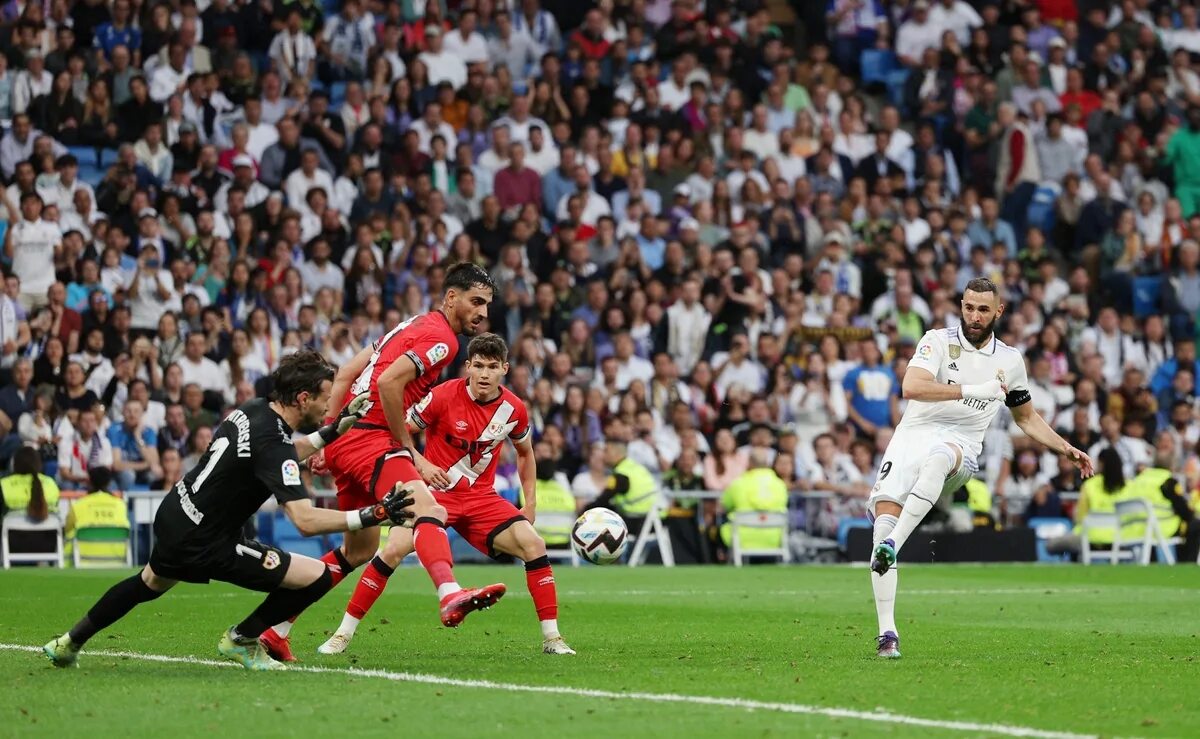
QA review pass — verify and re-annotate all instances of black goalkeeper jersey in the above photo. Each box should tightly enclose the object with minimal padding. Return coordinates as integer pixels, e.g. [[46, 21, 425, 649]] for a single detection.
[[153, 398, 308, 555]]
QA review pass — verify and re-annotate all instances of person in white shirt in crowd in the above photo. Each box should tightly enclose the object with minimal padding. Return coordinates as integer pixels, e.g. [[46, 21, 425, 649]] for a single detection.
[[13, 49, 52, 115], [134, 122, 174, 183], [610, 332, 653, 392], [894, 0, 942, 68], [493, 95, 549, 146], [71, 326, 115, 398], [1, 115, 40, 180], [269, 8, 318, 84], [38, 155, 94, 217], [409, 100, 457, 156], [524, 124, 558, 176], [928, 0, 982, 46], [666, 277, 710, 376], [58, 409, 113, 488], [175, 331, 224, 395], [511, 0, 562, 58], [320, 0, 375, 82], [713, 333, 767, 401], [442, 8, 489, 65], [488, 9, 539, 81], [418, 25, 467, 90], [297, 236, 343, 298], [285, 148, 335, 217], [214, 155, 271, 212], [742, 105, 781, 162], [556, 164, 611, 226], [242, 98, 279, 161], [127, 243, 177, 334], [6, 191, 62, 311], [150, 41, 190, 104]]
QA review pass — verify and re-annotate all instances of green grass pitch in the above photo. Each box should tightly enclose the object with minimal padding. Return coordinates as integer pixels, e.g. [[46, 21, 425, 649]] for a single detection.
[[1, 564, 1196, 738]]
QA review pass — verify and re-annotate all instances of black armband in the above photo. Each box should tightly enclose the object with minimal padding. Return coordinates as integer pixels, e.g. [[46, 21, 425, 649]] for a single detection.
[[1005, 389, 1032, 408]]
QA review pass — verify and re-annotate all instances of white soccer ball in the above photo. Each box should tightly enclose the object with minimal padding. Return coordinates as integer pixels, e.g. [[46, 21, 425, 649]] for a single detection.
[[571, 508, 629, 565]]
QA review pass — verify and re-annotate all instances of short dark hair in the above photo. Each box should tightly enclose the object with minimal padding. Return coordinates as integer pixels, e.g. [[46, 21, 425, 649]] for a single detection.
[[964, 277, 998, 296], [467, 333, 508, 363], [443, 262, 495, 295], [269, 349, 334, 405], [88, 465, 112, 493]]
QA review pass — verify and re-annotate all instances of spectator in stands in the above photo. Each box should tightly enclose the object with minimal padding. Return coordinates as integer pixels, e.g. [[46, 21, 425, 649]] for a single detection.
[[107, 398, 160, 490], [57, 408, 111, 488]]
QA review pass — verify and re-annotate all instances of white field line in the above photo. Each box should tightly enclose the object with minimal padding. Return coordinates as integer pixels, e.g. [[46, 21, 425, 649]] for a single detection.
[[0, 643, 1096, 739]]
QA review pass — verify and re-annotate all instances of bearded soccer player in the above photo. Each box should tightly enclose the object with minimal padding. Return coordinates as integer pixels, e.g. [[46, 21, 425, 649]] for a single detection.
[[867, 278, 1094, 658], [260, 263, 505, 662], [42, 351, 414, 671], [317, 333, 574, 656]]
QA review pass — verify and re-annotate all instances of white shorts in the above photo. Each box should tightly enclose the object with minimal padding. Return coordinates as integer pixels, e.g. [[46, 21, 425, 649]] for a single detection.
[[867, 429, 978, 514]]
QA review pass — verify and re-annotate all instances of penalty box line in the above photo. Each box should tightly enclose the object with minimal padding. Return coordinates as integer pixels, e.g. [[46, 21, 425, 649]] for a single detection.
[[0, 643, 1095, 738]]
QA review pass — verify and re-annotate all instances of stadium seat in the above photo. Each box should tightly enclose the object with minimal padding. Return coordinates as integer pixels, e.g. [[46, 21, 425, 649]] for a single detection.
[[1132, 276, 1163, 318], [271, 515, 325, 558], [836, 517, 872, 552], [1, 511, 64, 569], [627, 493, 676, 567], [532, 510, 580, 567], [99, 148, 119, 167], [728, 511, 790, 566], [884, 69, 910, 113], [67, 145, 99, 167], [330, 82, 348, 109], [71, 525, 132, 568], [1025, 186, 1058, 234], [1027, 517, 1073, 563], [860, 49, 897, 86], [1080, 498, 1174, 565]]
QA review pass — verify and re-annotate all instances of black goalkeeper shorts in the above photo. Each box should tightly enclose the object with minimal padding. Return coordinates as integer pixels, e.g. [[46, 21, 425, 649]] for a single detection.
[[149, 537, 292, 592]]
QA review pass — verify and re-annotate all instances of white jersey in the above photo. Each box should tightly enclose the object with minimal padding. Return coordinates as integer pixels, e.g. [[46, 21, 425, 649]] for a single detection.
[[897, 328, 1030, 459]]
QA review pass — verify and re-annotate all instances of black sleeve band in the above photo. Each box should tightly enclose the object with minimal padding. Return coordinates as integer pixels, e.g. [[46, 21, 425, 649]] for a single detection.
[[1005, 389, 1032, 408]]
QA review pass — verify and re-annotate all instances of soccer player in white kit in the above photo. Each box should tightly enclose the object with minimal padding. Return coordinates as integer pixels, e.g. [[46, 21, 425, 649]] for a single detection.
[[867, 279, 1094, 658]]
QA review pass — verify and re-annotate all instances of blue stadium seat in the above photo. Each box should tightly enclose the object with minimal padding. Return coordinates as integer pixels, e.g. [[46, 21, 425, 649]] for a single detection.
[[67, 145, 98, 167], [77, 164, 105, 187], [837, 517, 872, 551], [1026, 186, 1058, 234], [885, 69, 910, 112], [99, 148, 119, 167], [1028, 517, 1073, 563], [860, 49, 897, 86], [1133, 276, 1163, 318], [329, 81, 348, 109], [270, 515, 325, 558]]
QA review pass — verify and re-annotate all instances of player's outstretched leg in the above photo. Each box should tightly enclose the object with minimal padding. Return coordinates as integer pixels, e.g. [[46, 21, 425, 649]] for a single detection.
[[875, 443, 961, 568], [221, 555, 335, 670], [869, 505, 902, 659], [493, 521, 574, 654], [320, 528, 415, 654], [44, 567, 174, 668], [261, 544, 365, 662]]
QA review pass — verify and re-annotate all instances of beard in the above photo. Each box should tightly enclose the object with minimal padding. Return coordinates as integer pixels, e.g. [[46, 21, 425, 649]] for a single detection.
[[961, 315, 998, 347]]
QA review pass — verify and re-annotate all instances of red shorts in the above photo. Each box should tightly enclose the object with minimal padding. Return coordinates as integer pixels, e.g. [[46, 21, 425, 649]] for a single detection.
[[437, 491, 527, 559], [327, 431, 420, 511]]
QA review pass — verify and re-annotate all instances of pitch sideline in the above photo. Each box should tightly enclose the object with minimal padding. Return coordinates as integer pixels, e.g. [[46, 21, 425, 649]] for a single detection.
[[0, 643, 1095, 739]]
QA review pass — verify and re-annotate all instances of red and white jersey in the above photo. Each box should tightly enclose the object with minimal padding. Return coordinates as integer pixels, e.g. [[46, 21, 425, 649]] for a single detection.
[[409, 379, 531, 494], [341, 311, 458, 428]]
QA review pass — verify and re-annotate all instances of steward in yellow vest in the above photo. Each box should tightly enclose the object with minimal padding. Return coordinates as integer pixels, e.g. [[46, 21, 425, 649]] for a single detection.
[[65, 467, 131, 563], [719, 460, 789, 550], [589, 439, 660, 520], [520, 455, 579, 547]]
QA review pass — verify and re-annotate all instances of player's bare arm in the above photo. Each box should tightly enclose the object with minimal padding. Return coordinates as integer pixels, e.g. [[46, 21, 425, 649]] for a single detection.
[[378, 354, 450, 488], [513, 434, 537, 522], [325, 343, 374, 420], [1010, 401, 1095, 477], [282, 493, 414, 537]]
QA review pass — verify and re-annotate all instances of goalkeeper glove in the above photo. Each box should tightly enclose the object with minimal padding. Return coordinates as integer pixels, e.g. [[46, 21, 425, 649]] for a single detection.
[[307, 392, 370, 451]]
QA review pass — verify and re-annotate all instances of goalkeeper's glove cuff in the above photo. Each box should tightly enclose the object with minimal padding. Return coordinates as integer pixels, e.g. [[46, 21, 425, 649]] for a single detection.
[[347, 505, 386, 531]]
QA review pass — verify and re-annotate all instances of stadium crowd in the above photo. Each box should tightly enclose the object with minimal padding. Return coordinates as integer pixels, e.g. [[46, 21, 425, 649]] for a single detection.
[[0, 0, 1198, 562]]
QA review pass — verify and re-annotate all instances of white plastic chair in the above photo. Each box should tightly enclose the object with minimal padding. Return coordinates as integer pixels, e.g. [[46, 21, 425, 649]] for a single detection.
[[1, 511, 64, 569], [729, 511, 791, 566], [533, 511, 580, 567], [1081, 499, 1170, 565], [71, 525, 133, 568], [628, 494, 676, 567]]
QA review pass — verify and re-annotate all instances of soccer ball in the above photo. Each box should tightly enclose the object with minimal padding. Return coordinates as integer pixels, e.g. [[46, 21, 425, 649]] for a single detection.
[[571, 508, 629, 565]]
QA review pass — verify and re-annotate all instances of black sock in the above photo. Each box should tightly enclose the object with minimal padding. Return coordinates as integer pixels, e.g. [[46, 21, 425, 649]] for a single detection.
[[69, 574, 164, 645], [333, 548, 356, 576], [235, 567, 333, 640], [369, 554, 395, 577]]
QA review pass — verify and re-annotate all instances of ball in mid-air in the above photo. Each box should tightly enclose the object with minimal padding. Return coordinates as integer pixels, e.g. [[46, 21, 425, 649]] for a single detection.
[[571, 508, 629, 565]]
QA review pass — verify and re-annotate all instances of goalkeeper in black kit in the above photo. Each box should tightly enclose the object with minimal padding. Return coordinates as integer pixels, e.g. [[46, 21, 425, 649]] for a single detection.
[[43, 351, 416, 671]]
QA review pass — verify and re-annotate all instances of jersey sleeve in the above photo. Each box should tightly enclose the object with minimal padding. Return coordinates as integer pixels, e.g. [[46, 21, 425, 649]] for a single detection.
[[1004, 352, 1032, 408], [509, 398, 531, 442], [908, 330, 944, 376], [404, 325, 455, 378], [408, 386, 443, 430]]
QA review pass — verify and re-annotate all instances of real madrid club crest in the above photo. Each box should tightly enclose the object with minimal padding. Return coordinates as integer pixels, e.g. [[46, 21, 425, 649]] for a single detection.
[[949, 344, 961, 359], [996, 369, 1006, 385]]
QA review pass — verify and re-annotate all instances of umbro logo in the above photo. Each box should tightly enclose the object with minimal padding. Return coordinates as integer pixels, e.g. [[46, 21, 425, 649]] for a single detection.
[[948, 362, 959, 370]]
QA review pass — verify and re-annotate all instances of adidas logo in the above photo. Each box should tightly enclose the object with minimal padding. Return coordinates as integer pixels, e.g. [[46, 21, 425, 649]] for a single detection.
[[948, 362, 959, 370]]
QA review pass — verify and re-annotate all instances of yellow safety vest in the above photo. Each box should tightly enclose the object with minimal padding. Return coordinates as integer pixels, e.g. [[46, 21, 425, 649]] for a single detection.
[[1128, 468, 1183, 538], [1075, 476, 1135, 545], [520, 479, 577, 546], [65, 492, 131, 562], [611, 458, 660, 517], [719, 468, 789, 549], [1, 473, 61, 514], [964, 478, 995, 529]]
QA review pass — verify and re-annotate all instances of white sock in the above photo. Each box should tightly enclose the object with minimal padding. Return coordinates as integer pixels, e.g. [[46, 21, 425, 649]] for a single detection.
[[540, 619, 559, 640], [272, 621, 292, 638], [871, 514, 899, 636], [437, 583, 463, 599], [337, 612, 361, 636], [888, 449, 955, 552]]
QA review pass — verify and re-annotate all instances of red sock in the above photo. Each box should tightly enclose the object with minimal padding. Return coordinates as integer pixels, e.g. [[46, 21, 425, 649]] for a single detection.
[[524, 557, 558, 621], [347, 555, 395, 620], [414, 519, 456, 591]]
